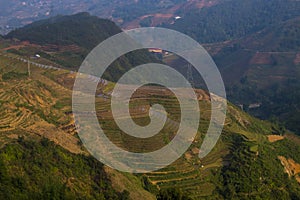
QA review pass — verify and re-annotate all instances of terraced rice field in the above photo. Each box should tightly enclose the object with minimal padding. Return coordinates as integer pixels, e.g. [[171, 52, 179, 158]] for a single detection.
[[0, 52, 226, 197], [92, 84, 229, 198], [0, 51, 269, 198], [0, 53, 79, 150]]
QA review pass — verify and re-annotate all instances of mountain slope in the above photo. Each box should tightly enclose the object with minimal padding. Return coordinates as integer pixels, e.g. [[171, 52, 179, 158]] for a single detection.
[[5, 12, 121, 50], [206, 17, 300, 134], [1, 47, 300, 199], [0, 51, 155, 200], [4, 13, 158, 81], [112, 0, 220, 29], [164, 15, 300, 134], [0, 139, 130, 200], [166, 0, 300, 43], [1, 10, 300, 199]]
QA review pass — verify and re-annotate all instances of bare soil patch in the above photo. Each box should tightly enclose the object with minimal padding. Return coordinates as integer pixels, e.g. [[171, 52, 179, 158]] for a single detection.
[[278, 156, 300, 183], [267, 135, 284, 143], [250, 52, 272, 65], [294, 53, 300, 64]]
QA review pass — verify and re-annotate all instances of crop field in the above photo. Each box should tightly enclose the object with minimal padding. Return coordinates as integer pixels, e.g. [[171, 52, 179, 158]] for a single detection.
[[0, 53, 82, 153]]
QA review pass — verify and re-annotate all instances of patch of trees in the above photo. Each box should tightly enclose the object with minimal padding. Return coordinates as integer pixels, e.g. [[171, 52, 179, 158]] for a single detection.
[[156, 188, 192, 200], [0, 138, 129, 199], [218, 134, 300, 199]]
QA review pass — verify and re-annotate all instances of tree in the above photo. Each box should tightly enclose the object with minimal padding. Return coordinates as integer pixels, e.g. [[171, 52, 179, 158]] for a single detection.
[[157, 188, 192, 200]]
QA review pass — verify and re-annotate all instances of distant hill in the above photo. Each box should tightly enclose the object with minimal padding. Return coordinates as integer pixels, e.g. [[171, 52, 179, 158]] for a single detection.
[[0, 0, 219, 34], [238, 17, 300, 52], [209, 17, 300, 134], [166, 0, 300, 43], [5, 12, 121, 50], [4, 13, 158, 81], [111, 0, 220, 29], [162, 13, 300, 134]]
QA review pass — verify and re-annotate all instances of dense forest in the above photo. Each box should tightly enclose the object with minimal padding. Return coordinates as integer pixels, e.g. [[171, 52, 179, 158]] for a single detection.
[[218, 134, 300, 199], [0, 138, 130, 200]]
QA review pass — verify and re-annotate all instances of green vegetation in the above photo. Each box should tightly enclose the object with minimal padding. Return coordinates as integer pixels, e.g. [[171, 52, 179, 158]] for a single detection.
[[210, 17, 300, 134], [112, 0, 185, 22], [1, 9, 300, 199], [156, 188, 192, 200], [2, 71, 28, 81], [0, 138, 129, 200], [6, 12, 121, 50], [218, 134, 300, 199], [140, 16, 153, 27], [4, 13, 159, 81]]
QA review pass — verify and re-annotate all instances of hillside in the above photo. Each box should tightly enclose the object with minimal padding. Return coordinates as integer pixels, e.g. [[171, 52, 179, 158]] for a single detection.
[[5, 12, 121, 49], [1, 8, 300, 199], [205, 17, 300, 134], [1, 43, 300, 199], [0, 139, 130, 199], [166, 0, 300, 43], [112, 0, 220, 29], [162, 15, 300, 134], [0, 51, 156, 200], [4, 13, 158, 80]]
